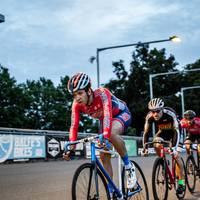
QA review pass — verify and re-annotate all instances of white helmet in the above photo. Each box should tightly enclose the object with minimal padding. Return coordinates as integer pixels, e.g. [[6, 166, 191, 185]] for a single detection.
[[148, 98, 164, 110]]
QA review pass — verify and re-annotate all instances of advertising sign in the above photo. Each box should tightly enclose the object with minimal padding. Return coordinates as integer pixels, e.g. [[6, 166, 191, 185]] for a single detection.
[[0, 134, 46, 163], [47, 138, 60, 157], [124, 139, 137, 156]]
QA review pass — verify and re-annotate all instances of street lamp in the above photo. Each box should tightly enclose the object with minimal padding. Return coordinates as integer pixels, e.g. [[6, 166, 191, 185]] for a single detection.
[[149, 68, 200, 100], [0, 13, 5, 23], [181, 85, 200, 117], [92, 35, 181, 88]]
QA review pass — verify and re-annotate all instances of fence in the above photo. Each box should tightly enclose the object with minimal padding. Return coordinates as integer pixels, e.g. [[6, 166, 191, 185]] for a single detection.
[[0, 127, 142, 163]]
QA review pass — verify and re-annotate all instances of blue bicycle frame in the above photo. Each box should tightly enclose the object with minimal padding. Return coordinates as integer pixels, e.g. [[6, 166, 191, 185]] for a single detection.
[[90, 141, 142, 199]]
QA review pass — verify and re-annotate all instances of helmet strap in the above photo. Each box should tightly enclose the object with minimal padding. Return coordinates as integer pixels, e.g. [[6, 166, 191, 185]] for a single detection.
[[86, 88, 93, 105]]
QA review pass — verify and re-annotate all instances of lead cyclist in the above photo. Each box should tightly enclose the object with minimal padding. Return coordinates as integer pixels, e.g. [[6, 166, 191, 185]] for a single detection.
[[63, 72, 137, 197]]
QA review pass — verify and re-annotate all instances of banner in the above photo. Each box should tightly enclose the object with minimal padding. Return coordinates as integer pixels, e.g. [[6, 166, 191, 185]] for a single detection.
[[0, 134, 46, 163], [46, 135, 84, 159], [124, 139, 137, 156]]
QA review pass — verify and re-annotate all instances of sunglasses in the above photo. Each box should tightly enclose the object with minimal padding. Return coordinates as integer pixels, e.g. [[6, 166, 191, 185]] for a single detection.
[[152, 109, 161, 114]]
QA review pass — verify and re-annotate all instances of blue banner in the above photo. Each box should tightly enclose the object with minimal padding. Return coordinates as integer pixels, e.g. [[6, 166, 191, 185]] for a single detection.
[[0, 134, 46, 163]]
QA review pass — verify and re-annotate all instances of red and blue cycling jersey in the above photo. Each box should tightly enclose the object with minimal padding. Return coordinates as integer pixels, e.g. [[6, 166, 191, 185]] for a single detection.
[[69, 87, 131, 141]]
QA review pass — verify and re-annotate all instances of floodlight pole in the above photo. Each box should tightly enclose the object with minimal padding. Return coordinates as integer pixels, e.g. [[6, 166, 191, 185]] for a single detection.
[[149, 68, 200, 100], [181, 85, 200, 117]]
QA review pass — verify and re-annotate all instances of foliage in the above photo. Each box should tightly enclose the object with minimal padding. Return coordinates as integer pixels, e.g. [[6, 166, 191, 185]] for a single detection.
[[105, 46, 200, 135], [1, 47, 200, 135], [0, 65, 28, 127]]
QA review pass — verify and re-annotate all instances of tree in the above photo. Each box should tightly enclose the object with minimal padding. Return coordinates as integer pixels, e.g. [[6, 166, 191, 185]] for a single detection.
[[0, 65, 28, 127], [105, 45, 182, 135], [181, 59, 200, 115], [22, 77, 69, 130]]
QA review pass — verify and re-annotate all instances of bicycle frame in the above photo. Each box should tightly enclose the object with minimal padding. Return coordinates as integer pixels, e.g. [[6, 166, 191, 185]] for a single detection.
[[145, 141, 177, 186], [66, 135, 143, 199], [90, 142, 142, 199], [160, 145, 176, 185]]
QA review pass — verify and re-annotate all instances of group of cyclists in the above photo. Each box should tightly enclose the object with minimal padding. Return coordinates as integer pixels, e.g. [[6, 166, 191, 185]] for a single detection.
[[63, 72, 200, 198]]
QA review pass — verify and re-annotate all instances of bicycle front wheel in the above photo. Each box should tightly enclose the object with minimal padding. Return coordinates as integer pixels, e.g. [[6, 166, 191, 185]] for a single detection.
[[71, 163, 110, 200], [186, 155, 196, 193], [122, 160, 149, 200], [174, 157, 186, 199], [152, 157, 168, 200]]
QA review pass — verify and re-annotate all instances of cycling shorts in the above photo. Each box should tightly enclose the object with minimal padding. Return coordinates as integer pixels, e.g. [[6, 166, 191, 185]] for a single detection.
[[113, 106, 132, 133]]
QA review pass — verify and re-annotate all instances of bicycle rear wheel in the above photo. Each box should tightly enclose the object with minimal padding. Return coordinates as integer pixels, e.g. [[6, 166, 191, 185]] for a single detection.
[[186, 155, 196, 193], [71, 163, 110, 200], [152, 157, 168, 200], [122, 160, 149, 200], [174, 157, 186, 199]]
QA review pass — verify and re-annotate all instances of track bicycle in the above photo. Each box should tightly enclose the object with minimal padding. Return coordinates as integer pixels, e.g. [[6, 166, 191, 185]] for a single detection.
[[65, 135, 149, 200], [144, 140, 186, 200], [185, 142, 200, 193]]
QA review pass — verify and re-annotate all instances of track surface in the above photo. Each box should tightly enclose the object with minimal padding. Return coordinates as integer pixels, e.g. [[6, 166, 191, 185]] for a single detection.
[[0, 156, 200, 200]]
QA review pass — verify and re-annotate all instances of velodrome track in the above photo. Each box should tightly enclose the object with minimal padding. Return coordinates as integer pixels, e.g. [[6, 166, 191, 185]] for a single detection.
[[0, 156, 200, 200]]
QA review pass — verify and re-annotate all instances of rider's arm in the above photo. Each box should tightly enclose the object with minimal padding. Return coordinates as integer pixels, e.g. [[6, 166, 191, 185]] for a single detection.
[[180, 118, 188, 128], [173, 114, 183, 151], [100, 88, 113, 139], [143, 113, 152, 148], [194, 117, 200, 126], [69, 102, 81, 142]]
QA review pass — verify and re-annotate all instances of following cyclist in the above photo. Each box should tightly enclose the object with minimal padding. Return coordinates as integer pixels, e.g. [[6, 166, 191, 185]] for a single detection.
[[142, 98, 185, 194], [180, 110, 200, 174], [63, 72, 137, 196]]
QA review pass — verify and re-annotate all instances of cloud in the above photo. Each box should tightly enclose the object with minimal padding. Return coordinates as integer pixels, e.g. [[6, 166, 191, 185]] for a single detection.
[[1, 0, 200, 86]]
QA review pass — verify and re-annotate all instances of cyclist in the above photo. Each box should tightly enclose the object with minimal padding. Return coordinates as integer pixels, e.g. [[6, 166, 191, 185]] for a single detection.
[[63, 72, 137, 195], [180, 110, 200, 173], [142, 98, 185, 194]]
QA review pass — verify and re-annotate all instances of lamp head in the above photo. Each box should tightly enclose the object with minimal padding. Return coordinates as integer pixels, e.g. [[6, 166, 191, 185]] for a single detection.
[[169, 35, 181, 42], [0, 14, 5, 23]]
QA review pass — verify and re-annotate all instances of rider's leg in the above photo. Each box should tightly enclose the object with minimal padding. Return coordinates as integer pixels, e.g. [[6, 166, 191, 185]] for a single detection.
[[100, 152, 113, 178], [154, 146, 162, 156], [184, 138, 191, 155], [109, 120, 126, 157], [198, 143, 200, 162], [100, 120, 124, 179], [109, 120, 137, 189], [175, 155, 184, 179]]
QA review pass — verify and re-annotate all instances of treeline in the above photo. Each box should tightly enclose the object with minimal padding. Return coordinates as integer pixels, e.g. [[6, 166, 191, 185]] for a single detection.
[[0, 45, 200, 135]]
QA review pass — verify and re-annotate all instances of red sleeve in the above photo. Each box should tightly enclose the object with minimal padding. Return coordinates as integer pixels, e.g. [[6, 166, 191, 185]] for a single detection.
[[194, 118, 200, 126], [100, 88, 112, 139], [69, 102, 80, 141], [180, 118, 188, 128]]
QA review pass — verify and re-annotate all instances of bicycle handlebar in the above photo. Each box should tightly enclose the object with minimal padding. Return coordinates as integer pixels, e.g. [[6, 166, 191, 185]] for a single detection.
[[144, 140, 172, 149], [64, 135, 100, 152]]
